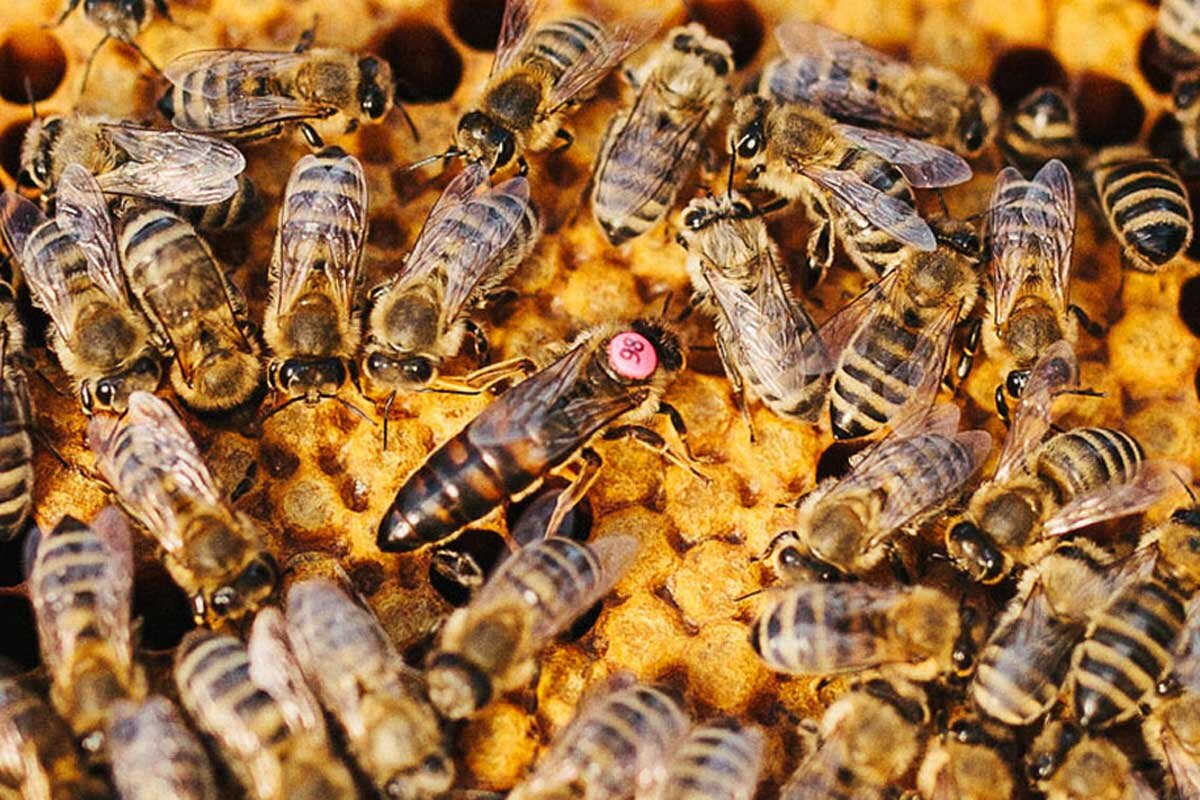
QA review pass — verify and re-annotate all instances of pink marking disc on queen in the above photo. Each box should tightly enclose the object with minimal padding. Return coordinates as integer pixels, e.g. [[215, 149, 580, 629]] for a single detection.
[[609, 331, 658, 380]]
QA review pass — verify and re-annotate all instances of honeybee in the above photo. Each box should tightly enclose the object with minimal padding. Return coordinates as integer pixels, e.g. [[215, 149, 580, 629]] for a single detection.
[[675, 190, 829, 429], [19, 114, 245, 207], [174, 173, 265, 232], [284, 577, 453, 798], [376, 318, 703, 553], [1144, 681, 1200, 798], [49, 0, 172, 91], [591, 24, 733, 245], [0, 282, 33, 540], [0, 669, 103, 800], [916, 716, 1016, 800], [116, 202, 262, 412], [362, 162, 539, 401], [1090, 146, 1193, 273], [946, 341, 1187, 583], [29, 507, 146, 754], [174, 610, 357, 800], [761, 20, 999, 157], [654, 719, 764, 800], [1027, 720, 1159, 800], [780, 677, 928, 800], [1173, 69, 1200, 164], [106, 696, 220, 800], [766, 404, 990, 580], [1068, 504, 1200, 730], [751, 581, 964, 682], [159, 38, 399, 148], [264, 147, 367, 407], [427, 533, 638, 719], [507, 676, 689, 800], [818, 217, 981, 439], [999, 87, 1079, 173], [1159, 0, 1200, 67], [0, 165, 163, 413], [728, 95, 972, 283], [87, 391, 277, 625]]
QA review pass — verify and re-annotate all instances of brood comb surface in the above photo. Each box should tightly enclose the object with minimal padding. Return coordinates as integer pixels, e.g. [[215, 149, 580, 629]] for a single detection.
[[0, 0, 1198, 797]]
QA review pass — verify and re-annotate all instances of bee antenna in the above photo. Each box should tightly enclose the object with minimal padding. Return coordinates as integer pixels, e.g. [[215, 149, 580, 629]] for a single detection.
[[732, 588, 764, 602], [726, 152, 737, 198], [257, 394, 307, 426], [659, 291, 674, 318], [333, 395, 379, 427], [935, 189, 950, 217], [1174, 471, 1198, 504], [381, 390, 396, 451], [395, 101, 421, 143], [398, 148, 461, 175], [23, 77, 38, 120]]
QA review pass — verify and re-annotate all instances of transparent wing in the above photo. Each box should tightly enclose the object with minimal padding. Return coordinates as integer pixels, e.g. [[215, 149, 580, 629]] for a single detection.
[[88, 506, 135, 669], [1173, 594, 1200, 690], [491, 0, 538, 77], [162, 50, 327, 132], [247, 608, 326, 740], [804, 165, 936, 250], [995, 339, 1078, 483], [0, 194, 78, 339], [835, 125, 972, 188], [547, 17, 657, 111], [0, 192, 47, 265], [775, 20, 901, 76], [97, 125, 245, 205], [54, 164, 127, 302], [1044, 461, 1193, 538], [1159, 724, 1200, 800], [1034, 159, 1076, 307], [397, 163, 493, 290]]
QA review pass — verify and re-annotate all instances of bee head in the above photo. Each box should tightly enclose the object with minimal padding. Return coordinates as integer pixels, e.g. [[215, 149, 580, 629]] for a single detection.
[[19, 115, 63, 190], [357, 56, 395, 120], [207, 551, 278, 622], [456, 110, 516, 172], [931, 216, 981, 258], [91, 0, 147, 40], [730, 95, 769, 161], [83, 356, 163, 415], [427, 651, 494, 719], [1177, 71, 1200, 113], [363, 351, 437, 389], [958, 85, 999, 156], [268, 357, 349, 402], [1026, 720, 1081, 782], [946, 520, 1007, 584], [380, 749, 454, 800]]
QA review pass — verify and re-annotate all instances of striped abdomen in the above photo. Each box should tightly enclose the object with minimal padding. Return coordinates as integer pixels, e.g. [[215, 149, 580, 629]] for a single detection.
[[173, 174, 263, 231], [108, 697, 219, 800], [1071, 569, 1189, 729], [1159, 0, 1200, 63], [1000, 88, 1077, 172], [447, 180, 540, 307], [1034, 427, 1144, 506], [659, 722, 764, 800], [751, 584, 890, 675], [26, 219, 91, 291], [0, 369, 32, 538], [489, 536, 604, 626], [0, 677, 86, 793], [160, 56, 287, 138], [834, 149, 917, 277], [521, 17, 606, 89], [1093, 154, 1193, 272]]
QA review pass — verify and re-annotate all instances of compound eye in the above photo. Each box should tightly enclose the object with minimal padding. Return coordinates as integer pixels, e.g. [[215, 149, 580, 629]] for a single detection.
[[672, 33, 694, 52], [1006, 370, 1030, 398], [402, 358, 434, 384], [704, 52, 730, 76], [493, 131, 516, 169], [737, 134, 760, 159], [683, 209, 705, 229], [210, 587, 236, 617], [80, 383, 95, 414], [778, 546, 803, 569], [95, 380, 116, 408], [963, 120, 986, 152]]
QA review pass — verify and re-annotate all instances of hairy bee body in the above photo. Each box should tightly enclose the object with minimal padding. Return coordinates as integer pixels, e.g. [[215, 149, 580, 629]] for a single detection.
[[117, 203, 261, 412], [107, 696, 219, 800], [820, 148, 921, 279], [999, 88, 1078, 173], [1027, 720, 1156, 800], [1091, 147, 1193, 273], [657, 720, 764, 800], [1159, 0, 1200, 66], [916, 717, 1016, 800], [591, 24, 732, 245], [0, 288, 32, 539], [0, 673, 99, 800], [1144, 689, 1200, 799]]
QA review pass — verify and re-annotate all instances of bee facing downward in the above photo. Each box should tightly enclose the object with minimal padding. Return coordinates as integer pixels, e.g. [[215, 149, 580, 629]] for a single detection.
[[50, 0, 174, 92]]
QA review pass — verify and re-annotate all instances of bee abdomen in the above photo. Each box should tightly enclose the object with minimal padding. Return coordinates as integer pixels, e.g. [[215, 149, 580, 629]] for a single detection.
[[176, 633, 290, 744], [1035, 427, 1143, 504], [0, 375, 32, 537], [525, 17, 605, 85], [173, 174, 263, 231], [593, 118, 694, 245], [495, 536, 603, 620], [751, 585, 881, 674], [972, 616, 1081, 726], [659, 722, 763, 800], [1093, 155, 1193, 271], [830, 315, 928, 439]]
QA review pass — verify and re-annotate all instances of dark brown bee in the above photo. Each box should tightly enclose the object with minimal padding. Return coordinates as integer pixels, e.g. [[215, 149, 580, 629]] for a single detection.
[[1090, 146, 1193, 273], [376, 318, 703, 553], [999, 87, 1079, 173]]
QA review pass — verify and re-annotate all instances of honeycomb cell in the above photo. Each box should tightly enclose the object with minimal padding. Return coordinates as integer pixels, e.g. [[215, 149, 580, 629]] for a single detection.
[[375, 21, 463, 103], [1074, 71, 1146, 147], [0, 593, 39, 669], [132, 564, 195, 652], [1181, 275, 1200, 337], [988, 46, 1068, 107], [0, 26, 66, 104], [687, 0, 766, 70], [447, 0, 505, 51], [0, 119, 29, 184], [1139, 27, 1176, 94], [427, 528, 508, 607]]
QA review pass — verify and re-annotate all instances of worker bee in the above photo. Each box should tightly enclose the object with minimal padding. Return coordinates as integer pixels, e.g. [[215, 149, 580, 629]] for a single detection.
[[1159, 0, 1200, 67], [1173, 69, 1200, 165], [1144, 682, 1200, 798], [29, 507, 146, 754], [1068, 504, 1200, 730], [362, 161, 539, 401], [761, 20, 999, 157], [426, 533, 638, 719], [264, 147, 367, 407], [0, 669, 104, 800], [116, 202, 262, 412], [1090, 146, 1193, 273], [284, 577, 453, 798], [0, 281, 33, 540], [106, 696, 220, 800], [728, 95, 972, 284], [174, 610, 357, 800], [751, 581, 965, 682], [159, 36, 400, 148], [766, 404, 991, 580], [999, 87, 1079, 173], [654, 719, 764, 800], [1027, 719, 1159, 800], [19, 113, 245, 207], [376, 318, 704, 553], [507, 676, 689, 800], [780, 677, 928, 800], [591, 23, 733, 245], [674, 190, 829, 429], [87, 391, 277, 625], [818, 216, 981, 439], [916, 716, 1017, 800], [0, 165, 163, 413], [174, 173, 265, 232], [946, 340, 1186, 583], [48, 0, 172, 91]]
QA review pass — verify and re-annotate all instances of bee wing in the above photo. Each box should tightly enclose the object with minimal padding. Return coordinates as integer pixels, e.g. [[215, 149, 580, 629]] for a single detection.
[[490, 0, 538, 77], [162, 50, 327, 132], [1000, 579, 1082, 673], [96, 125, 245, 205], [54, 164, 128, 302], [1044, 460, 1194, 538], [803, 165, 936, 250], [775, 20, 901, 76], [108, 697, 219, 800], [835, 125, 972, 188], [546, 16, 657, 112], [995, 339, 1079, 483], [1033, 158, 1076, 307], [1159, 724, 1200, 800], [0, 192, 47, 264], [814, 268, 898, 372], [1173, 596, 1200, 690], [274, 151, 368, 318], [247, 608, 327, 739], [88, 506, 136, 666], [398, 162, 492, 289], [0, 194, 78, 340]]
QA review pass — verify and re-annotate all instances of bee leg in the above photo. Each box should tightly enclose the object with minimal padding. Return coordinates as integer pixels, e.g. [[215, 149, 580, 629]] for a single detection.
[[994, 384, 1011, 428], [602, 423, 709, 483], [885, 540, 912, 585], [804, 216, 834, 289], [295, 20, 318, 54], [620, 67, 641, 90], [1068, 303, 1105, 338], [429, 548, 485, 593], [713, 335, 755, 442], [461, 357, 536, 392], [381, 390, 396, 451], [657, 401, 705, 466], [299, 123, 325, 150], [463, 320, 490, 367], [552, 128, 575, 154], [543, 448, 603, 538], [46, 0, 81, 28], [78, 34, 111, 96], [481, 287, 519, 309], [953, 317, 982, 388]]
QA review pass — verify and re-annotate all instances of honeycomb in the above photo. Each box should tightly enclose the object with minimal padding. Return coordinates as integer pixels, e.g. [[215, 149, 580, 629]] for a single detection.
[[0, 0, 1199, 797]]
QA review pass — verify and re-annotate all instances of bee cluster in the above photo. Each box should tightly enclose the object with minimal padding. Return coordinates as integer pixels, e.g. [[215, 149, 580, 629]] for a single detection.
[[0, 0, 1198, 798]]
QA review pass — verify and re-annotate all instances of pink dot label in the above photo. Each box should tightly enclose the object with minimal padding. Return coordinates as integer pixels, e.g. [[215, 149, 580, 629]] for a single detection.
[[608, 331, 657, 380]]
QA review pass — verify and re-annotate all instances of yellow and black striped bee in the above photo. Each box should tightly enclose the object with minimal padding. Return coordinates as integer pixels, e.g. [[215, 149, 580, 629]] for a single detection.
[[284, 578, 453, 798], [1026, 719, 1158, 800], [376, 318, 703, 553], [591, 23, 733, 245], [116, 203, 261, 413], [0, 165, 163, 414], [174, 610, 357, 800], [174, 173, 265, 232], [1159, 0, 1200, 67], [999, 87, 1079, 174], [29, 507, 146, 755], [426, 533, 637, 719], [657, 719, 764, 800], [48, 0, 172, 91], [916, 716, 1017, 800], [761, 20, 999, 157], [0, 282, 33, 540], [508, 676, 689, 800], [87, 391, 276, 626], [1090, 146, 1193, 273], [264, 147, 367, 408], [106, 696, 220, 800]]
